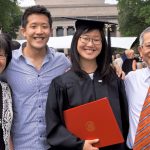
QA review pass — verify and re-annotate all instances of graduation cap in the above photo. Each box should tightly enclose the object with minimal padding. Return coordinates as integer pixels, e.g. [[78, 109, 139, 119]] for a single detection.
[[62, 17, 117, 62]]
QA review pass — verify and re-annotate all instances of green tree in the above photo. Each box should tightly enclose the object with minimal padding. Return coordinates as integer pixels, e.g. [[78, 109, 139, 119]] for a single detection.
[[0, 0, 22, 38], [117, 0, 150, 36]]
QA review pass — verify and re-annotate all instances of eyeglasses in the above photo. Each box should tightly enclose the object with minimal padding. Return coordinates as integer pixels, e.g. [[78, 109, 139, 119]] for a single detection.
[[0, 54, 6, 60], [79, 36, 101, 45]]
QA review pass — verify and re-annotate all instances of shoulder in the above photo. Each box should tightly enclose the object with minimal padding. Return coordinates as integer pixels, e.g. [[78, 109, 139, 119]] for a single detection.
[[125, 68, 145, 80], [0, 81, 12, 108], [0, 82, 11, 96], [124, 68, 147, 88], [48, 47, 66, 58], [52, 70, 78, 87], [48, 47, 71, 65], [0, 81, 10, 90]]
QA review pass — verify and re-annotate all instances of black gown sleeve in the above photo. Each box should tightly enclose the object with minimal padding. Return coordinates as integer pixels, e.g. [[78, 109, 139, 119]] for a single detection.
[[45, 79, 84, 150], [118, 79, 129, 140]]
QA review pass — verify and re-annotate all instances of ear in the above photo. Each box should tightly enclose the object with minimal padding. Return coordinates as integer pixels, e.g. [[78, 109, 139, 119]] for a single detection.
[[20, 27, 26, 38], [138, 46, 143, 58]]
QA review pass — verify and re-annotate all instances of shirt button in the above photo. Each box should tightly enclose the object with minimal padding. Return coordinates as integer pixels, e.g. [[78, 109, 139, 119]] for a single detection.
[[39, 90, 40, 92], [39, 105, 41, 108], [38, 75, 40, 77]]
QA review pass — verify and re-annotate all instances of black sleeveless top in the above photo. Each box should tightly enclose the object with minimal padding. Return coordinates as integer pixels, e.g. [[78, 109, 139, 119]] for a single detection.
[[0, 84, 5, 150]]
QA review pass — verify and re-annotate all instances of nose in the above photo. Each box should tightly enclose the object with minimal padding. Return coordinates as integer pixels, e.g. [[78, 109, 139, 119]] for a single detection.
[[87, 39, 94, 46], [36, 26, 43, 34]]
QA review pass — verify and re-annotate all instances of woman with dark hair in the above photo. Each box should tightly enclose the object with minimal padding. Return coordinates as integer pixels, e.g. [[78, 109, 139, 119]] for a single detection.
[[46, 18, 129, 150], [0, 33, 13, 150]]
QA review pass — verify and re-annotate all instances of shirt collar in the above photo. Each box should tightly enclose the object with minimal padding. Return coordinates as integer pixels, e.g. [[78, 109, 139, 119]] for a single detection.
[[13, 45, 24, 60], [14, 44, 55, 60], [144, 67, 150, 82]]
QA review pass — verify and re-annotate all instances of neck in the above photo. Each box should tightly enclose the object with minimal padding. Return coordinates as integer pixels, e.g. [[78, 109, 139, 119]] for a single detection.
[[80, 59, 97, 74], [23, 45, 47, 59], [23, 45, 47, 70]]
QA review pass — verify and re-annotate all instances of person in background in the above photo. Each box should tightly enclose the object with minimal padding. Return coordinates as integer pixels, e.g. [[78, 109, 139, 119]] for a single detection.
[[113, 53, 123, 68], [122, 49, 137, 75], [46, 18, 129, 150], [1, 5, 71, 150], [11, 41, 21, 50], [135, 55, 143, 69], [125, 26, 150, 149], [0, 33, 13, 150]]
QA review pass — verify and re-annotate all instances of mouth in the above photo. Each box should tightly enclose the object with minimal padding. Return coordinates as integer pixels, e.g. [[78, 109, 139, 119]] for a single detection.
[[33, 37, 45, 40], [84, 49, 96, 52]]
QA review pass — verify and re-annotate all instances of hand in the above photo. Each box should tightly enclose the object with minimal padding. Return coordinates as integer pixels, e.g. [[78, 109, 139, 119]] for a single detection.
[[112, 63, 125, 79], [83, 139, 99, 150]]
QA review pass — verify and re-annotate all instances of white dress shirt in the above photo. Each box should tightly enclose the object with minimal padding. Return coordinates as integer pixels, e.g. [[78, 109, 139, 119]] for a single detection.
[[124, 67, 150, 149]]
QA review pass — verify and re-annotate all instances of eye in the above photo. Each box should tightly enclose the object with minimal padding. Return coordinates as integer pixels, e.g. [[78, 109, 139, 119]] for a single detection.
[[93, 39, 100, 42], [42, 25, 49, 29], [0, 54, 5, 57], [146, 45, 150, 48], [82, 37, 89, 41], [31, 25, 36, 29], [0, 54, 6, 60]]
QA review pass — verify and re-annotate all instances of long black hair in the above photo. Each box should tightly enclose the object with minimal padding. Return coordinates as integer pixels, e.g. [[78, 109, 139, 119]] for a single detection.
[[70, 25, 112, 78]]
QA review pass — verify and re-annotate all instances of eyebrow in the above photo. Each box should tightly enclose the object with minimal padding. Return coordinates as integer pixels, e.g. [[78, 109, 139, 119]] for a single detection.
[[144, 42, 150, 45]]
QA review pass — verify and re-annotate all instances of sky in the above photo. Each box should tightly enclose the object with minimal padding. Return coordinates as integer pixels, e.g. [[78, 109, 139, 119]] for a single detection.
[[17, 0, 118, 7], [17, 0, 35, 7], [104, 0, 118, 4]]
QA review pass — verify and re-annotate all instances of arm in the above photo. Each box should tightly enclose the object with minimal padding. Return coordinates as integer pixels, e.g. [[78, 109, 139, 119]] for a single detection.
[[111, 63, 125, 80], [118, 79, 129, 140], [9, 136, 14, 150], [45, 79, 84, 150]]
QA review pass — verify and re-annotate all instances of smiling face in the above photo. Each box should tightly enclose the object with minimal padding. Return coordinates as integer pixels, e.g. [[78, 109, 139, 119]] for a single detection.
[[77, 29, 102, 62], [0, 49, 7, 74], [138, 32, 150, 67], [21, 14, 51, 51]]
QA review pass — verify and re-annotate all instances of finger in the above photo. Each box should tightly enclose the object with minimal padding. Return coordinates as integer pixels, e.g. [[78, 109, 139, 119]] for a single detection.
[[92, 147, 99, 150], [89, 139, 99, 144]]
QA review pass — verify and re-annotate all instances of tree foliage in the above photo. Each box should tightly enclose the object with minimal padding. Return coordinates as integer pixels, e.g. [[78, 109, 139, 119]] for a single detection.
[[117, 0, 150, 36], [0, 0, 22, 38]]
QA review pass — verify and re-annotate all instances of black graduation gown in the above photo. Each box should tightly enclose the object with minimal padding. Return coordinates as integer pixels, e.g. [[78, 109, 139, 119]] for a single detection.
[[46, 70, 129, 150]]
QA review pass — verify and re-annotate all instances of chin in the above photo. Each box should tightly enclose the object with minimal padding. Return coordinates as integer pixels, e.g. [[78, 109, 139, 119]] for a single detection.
[[34, 45, 46, 50], [33, 41, 47, 48]]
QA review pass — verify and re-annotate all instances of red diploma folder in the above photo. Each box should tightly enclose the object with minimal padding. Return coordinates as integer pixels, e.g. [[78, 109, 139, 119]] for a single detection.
[[64, 97, 124, 148]]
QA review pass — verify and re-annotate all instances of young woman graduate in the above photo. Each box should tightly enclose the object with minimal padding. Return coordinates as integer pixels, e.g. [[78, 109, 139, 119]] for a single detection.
[[46, 18, 129, 150]]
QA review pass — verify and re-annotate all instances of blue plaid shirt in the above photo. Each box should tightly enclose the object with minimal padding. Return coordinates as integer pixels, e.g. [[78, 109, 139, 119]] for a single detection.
[[3, 46, 71, 150]]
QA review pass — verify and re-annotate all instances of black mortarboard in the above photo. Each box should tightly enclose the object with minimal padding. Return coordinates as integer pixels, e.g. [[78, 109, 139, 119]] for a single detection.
[[62, 17, 116, 30], [62, 17, 117, 62]]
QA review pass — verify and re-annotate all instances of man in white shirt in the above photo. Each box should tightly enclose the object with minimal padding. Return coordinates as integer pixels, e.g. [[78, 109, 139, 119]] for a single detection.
[[124, 26, 150, 149]]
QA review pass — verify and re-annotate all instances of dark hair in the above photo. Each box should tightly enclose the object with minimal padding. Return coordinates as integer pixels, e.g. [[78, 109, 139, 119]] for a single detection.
[[21, 5, 52, 28], [11, 40, 21, 50], [0, 33, 12, 70], [70, 26, 111, 78]]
